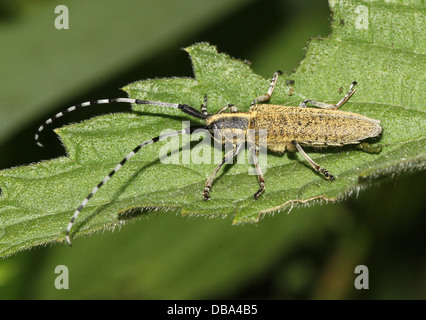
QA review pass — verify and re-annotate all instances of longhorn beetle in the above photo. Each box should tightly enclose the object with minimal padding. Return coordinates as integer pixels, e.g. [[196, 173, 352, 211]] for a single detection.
[[36, 71, 382, 246]]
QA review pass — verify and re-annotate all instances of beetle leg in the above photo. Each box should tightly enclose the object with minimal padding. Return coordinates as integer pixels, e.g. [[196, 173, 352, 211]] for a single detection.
[[251, 70, 283, 106], [299, 81, 357, 110], [215, 104, 238, 114], [248, 146, 265, 199], [203, 143, 243, 200], [292, 141, 335, 180], [200, 94, 209, 116]]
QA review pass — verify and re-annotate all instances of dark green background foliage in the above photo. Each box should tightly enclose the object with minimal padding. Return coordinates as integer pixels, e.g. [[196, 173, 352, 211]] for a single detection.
[[0, 0, 425, 299]]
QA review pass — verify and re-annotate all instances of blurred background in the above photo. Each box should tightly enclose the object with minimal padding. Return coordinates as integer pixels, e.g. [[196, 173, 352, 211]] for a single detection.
[[0, 0, 425, 299]]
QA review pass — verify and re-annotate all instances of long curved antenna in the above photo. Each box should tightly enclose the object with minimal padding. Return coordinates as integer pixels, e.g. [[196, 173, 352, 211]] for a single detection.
[[65, 126, 193, 246], [35, 98, 206, 147]]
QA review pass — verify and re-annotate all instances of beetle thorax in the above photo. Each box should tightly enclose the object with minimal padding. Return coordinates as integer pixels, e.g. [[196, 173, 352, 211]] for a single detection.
[[206, 113, 250, 145]]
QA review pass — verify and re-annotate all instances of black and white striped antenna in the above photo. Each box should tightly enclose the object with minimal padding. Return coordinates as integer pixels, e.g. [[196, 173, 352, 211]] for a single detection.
[[36, 98, 207, 245], [65, 127, 192, 246], [35, 98, 207, 147]]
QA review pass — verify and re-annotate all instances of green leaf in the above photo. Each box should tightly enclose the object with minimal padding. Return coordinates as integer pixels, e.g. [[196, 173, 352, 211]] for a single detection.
[[0, 0, 425, 258], [0, 0, 252, 144]]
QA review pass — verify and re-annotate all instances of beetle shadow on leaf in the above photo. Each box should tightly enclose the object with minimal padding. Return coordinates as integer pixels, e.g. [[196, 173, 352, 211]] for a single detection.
[[133, 111, 205, 125], [71, 136, 204, 233]]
